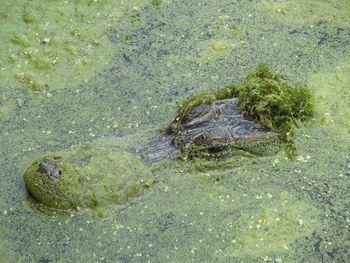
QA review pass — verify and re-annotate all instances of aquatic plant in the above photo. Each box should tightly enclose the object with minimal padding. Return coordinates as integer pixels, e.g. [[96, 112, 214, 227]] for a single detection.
[[174, 64, 314, 158]]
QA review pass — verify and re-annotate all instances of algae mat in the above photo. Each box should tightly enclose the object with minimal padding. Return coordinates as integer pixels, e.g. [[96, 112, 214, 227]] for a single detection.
[[0, 0, 349, 262]]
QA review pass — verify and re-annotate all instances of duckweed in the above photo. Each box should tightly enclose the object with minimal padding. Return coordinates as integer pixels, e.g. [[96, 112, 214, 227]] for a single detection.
[[0, 0, 349, 262], [0, 0, 149, 92], [309, 62, 350, 132], [224, 191, 320, 258], [259, 0, 350, 27]]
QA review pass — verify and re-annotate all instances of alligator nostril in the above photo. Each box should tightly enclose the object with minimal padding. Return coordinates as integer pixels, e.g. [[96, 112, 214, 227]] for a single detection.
[[37, 159, 61, 179]]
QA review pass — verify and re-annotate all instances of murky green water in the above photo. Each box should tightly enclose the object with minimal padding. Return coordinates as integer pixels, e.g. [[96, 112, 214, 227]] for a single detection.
[[0, 0, 349, 262]]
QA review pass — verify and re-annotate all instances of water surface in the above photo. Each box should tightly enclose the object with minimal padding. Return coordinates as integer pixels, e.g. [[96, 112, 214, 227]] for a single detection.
[[0, 0, 349, 262]]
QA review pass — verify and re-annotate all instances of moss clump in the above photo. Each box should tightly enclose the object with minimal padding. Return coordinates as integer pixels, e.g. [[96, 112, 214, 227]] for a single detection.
[[227, 64, 314, 158], [174, 64, 314, 158], [24, 144, 155, 210]]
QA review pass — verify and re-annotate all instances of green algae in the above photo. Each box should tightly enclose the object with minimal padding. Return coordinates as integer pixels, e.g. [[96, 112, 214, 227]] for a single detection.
[[0, 0, 151, 92], [209, 42, 228, 52], [24, 143, 155, 211], [224, 191, 320, 258], [309, 62, 350, 133], [258, 0, 350, 27], [199, 40, 232, 62], [0, 238, 17, 263], [0, 0, 111, 91], [0, 0, 349, 262]]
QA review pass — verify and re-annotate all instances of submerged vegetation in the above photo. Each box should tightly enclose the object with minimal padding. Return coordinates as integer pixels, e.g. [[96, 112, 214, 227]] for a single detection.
[[175, 64, 314, 158]]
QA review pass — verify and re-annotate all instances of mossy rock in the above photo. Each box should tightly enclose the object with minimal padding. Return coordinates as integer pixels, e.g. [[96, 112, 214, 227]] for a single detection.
[[24, 143, 154, 210]]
